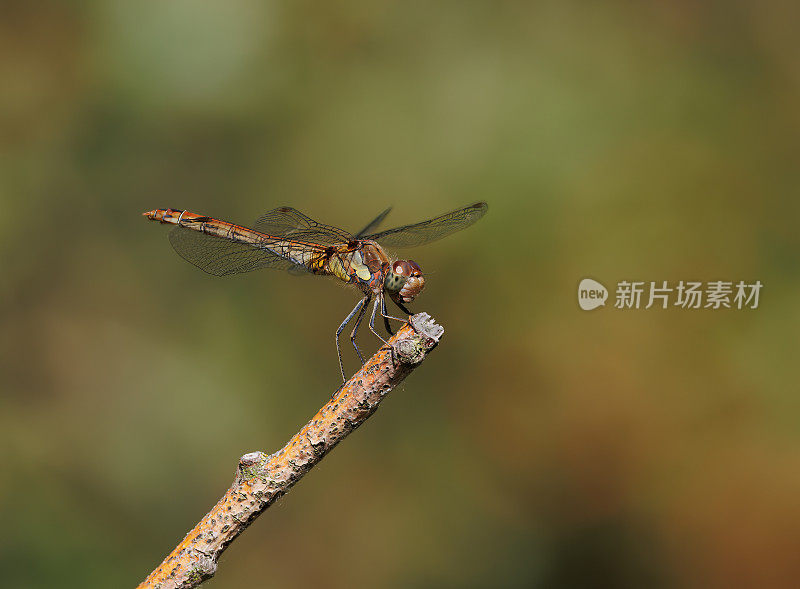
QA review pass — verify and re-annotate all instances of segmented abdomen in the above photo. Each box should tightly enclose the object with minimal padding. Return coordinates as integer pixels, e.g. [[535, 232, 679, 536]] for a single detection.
[[143, 208, 355, 282]]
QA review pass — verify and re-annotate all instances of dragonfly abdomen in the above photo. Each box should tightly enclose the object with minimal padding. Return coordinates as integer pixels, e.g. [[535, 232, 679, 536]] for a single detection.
[[144, 208, 342, 278], [144, 208, 264, 244]]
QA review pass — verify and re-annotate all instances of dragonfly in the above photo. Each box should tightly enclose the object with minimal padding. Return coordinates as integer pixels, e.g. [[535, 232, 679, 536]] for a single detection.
[[143, 202, 488, 381]]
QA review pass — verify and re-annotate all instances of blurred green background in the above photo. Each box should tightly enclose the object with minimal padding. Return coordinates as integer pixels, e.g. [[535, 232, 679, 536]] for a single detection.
[[2, 1, 799, 587]]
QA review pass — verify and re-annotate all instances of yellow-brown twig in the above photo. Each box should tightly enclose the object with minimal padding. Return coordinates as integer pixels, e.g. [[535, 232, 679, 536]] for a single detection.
[[137, 313, 444, 589]]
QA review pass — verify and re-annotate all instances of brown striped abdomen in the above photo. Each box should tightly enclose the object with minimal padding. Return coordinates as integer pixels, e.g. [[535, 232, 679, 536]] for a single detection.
[[143, 208, 356, 283]]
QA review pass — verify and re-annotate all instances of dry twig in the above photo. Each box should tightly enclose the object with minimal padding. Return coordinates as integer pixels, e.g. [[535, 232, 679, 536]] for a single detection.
[[137, 313, 444, 589]]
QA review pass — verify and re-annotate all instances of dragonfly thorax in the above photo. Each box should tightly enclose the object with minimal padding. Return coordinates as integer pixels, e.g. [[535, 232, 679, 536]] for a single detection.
[[384, 259, 425, 304]]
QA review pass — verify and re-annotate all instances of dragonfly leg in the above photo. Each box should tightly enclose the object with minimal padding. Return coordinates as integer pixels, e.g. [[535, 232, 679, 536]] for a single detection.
[[349, 295, 371, 366], [368, 297, 390, 345], [381, 292, 411, 326], [381, 294, 394, 336], [336, 297, 367, 382]]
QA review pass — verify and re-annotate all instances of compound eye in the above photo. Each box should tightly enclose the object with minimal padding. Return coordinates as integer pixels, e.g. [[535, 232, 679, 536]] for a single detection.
[[393, 261, 411, 276], [407, 260, 422, 275]]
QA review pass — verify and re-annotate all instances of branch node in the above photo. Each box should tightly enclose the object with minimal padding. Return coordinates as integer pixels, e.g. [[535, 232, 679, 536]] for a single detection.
[[394, 338, 425, 365], [237, 451, 266, 482], [187, 556, 217, 584], [239, 451, 265, 468]]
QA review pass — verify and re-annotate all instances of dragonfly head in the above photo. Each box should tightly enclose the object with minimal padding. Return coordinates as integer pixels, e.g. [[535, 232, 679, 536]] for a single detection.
[[385, 260, 425, 304]]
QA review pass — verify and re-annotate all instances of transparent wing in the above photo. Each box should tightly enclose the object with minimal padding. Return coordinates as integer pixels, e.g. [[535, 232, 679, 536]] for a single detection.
[[168, 226, 315, 276], [361, 202, 488, 248], [253, 207, 352, 245], [354, 207, 392, 238]]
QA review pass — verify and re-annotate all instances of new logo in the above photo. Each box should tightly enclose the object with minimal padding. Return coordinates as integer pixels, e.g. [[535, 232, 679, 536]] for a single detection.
[[578, 278, 608, 311]]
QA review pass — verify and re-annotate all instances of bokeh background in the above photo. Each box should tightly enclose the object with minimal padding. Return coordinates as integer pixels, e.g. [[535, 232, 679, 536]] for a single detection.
[[2, 1, 799, 587]]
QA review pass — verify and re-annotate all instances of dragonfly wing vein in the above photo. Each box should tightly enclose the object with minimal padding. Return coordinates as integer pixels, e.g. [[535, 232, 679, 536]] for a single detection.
[[362, 202, 488, 248], [168, 226, 305, 276], [253, 207, 352, 245]]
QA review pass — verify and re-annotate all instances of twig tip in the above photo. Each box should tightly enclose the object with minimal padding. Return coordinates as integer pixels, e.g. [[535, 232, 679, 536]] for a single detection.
[[409, 312, 444, 342]]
